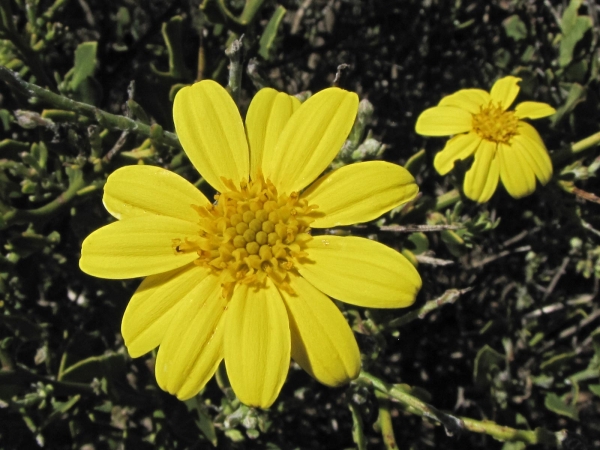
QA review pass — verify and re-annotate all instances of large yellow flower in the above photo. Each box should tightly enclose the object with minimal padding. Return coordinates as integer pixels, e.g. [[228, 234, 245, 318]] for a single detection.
[[79, 81, 421, 408], [415, 76, 556, 202]]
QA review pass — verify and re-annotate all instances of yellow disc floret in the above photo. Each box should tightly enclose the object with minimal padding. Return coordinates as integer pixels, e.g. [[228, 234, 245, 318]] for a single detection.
[[472, 102, 519, 144], [173, 177, 317, 296]]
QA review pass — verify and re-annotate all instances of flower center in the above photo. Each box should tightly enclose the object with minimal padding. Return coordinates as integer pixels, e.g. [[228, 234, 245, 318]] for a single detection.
[[471, 102, 519, 144], [173, 177, 316, 296]]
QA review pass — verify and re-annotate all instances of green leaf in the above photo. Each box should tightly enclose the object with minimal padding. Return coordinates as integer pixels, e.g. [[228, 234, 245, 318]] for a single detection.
[[550, 83, 586, 126], [258, 6, 286, 60], [473, 345, 505, 386], [588, 384, 600, 397], [502, 15, 527, 41], [406, 232, 429, 255], [185, 397, 218, 447], [560, 0, 583, 35], [544, 393, 579, 420], [58, 353, 125, 384], [71, 42, 98, 90]]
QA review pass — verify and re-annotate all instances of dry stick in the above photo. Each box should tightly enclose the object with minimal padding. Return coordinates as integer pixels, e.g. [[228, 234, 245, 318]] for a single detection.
[[384, 287, 472, 329], [379, 224, 463, 233], [543, 256, 570, 301], [358, 372, 565, 447], [225, 35, 244, 105], [468, 245, 531, 269], [0, 66, 182, 150]]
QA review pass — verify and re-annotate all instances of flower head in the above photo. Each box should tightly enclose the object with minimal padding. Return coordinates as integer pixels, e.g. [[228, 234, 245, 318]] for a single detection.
[[80, 81, 421, 408], [415, 76, 556, 202]]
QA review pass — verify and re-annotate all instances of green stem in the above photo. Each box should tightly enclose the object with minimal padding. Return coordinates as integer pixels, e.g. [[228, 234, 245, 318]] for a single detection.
[[0, 366, 94, 396], [375, 390, 399, 450], [358, 372, 564, 447], [552, 130, 600, 165], [1, 169, 86, 228], [571, 131, 600, 154], [348, 401, 367, 450], [384, 288, 472, 329], [434, 188, 460, 211], [225, 35, 244, 105], [0, 66, 181, 149]]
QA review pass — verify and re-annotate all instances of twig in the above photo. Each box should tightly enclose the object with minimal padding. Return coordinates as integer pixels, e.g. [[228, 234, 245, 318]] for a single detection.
[[0, 66, 181, 149], [348, 401, 367, 450], [103, 131, 130, 162], [291, 0, 313, 34], [225, 35, 244, 105], [580, 219, 600, 238], [415, 255, 454, 266], [543, 257, 570, 301], [375, 390, 399, 450], [571, 186, 600, 204], [379, 224, 463, 233], [468, 245, 531, 269], [358, 372, 564, 447], [2, 169, 87, 229], [333, 63, 349, 87], [384, 288, 472, 329]]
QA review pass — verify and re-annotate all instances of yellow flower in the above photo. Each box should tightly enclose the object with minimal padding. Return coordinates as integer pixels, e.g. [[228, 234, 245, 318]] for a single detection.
[[415, 76, 556, 202], [79, 81, 421, 408]]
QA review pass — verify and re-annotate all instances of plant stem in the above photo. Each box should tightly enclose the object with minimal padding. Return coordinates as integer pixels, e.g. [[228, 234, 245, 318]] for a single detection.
[[348, 401, 367, 450], [552, 130, 600, 165], [358, 372, 564, 447], [434, 188, 460, 211], [1, 169, 87, 229], [375, 390, 399, 450], [383, 287, 472, 329], [0, 66, 181, 149], [225, 35, 244, 105], [571, 131, 600, 154]]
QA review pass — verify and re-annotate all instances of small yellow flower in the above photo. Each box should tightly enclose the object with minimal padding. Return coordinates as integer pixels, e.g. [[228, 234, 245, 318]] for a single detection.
[[415, 76, 556, 202], [79, 81, 421, 408]]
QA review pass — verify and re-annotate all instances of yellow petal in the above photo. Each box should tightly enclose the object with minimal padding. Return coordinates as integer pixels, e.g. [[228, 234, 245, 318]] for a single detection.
[[155, 272, 226, 400], [498, 143, 536, 199], [122, 264, 210, 358], [513, 125, 553, 185], [103, 165, 210, 221], [280, 273, 360, 386], [463, 140, 500, 203], [262, 88, 358, 194], [415, 106, 473, 136], [173, 80, 249, 192], [434, 132, 482, 175], [489, 76, 521, 110], [514, 101, 556, 120], [224, 281, 290, 408], [246, 88, 301, 180], [438, 89, 491, 114], [302, 161, 418, 228], [298, 236, 421, 308], [79, 216, 199, 279]]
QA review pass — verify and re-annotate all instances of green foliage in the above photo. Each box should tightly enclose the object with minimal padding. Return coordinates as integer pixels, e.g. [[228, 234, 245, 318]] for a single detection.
[[0, 0, 600, 449]]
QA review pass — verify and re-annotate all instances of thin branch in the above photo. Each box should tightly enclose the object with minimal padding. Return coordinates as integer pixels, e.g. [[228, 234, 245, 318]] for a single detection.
[[0, 66, 181, 149], [379, 224, 463, 233], [375, 390, 399, 450], [358, 372, 565, 447], [384, 288, 472, 329]]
